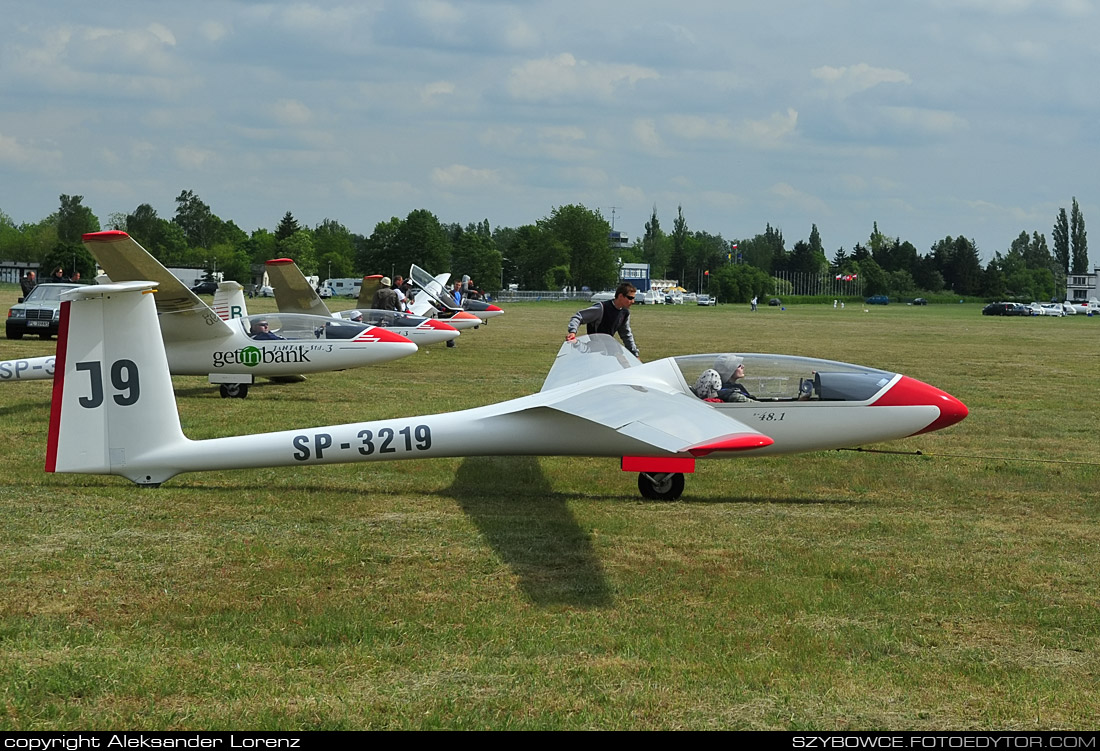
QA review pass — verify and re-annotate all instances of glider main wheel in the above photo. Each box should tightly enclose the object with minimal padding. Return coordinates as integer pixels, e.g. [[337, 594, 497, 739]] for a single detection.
[[219, 383, 249, 399], [637, 472, 685, 501]]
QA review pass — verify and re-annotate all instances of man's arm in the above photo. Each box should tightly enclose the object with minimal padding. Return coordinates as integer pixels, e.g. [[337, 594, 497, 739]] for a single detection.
[[566, 303, 602, 338], [616, 313, 639, 357]]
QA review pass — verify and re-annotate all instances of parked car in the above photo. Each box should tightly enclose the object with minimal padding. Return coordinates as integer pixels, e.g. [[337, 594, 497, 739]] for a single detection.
[[982, 302, 1030, 316], [6, 283, 82, 340], [590, 290, 615, 303], [639, 290, 664, 305], [190, 280, 219, 295], [912, 298, 928, 306], [696, 294, 715, 306], [258, 285, 275, 297], [865, 295, 889, 305], [1061, 302, 1077, 315], [768, 298, 781, 306]]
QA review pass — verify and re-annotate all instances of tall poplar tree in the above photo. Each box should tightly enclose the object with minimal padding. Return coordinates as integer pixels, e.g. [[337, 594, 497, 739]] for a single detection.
[[1052, 207, 1070, 275], [1070, 197, 1088, 273]]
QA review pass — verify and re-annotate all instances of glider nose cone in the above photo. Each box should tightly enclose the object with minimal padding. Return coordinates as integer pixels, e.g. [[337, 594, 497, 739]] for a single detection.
[[425, 318, 459, 333], [354, 326, 419, 360], [485, 304, 503, 312], [873, 375, 969, 435]]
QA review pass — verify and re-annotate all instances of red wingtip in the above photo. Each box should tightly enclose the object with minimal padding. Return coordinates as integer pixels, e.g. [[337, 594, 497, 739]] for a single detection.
[[688, 433, 774, 457], [83, 230, 129, 242]]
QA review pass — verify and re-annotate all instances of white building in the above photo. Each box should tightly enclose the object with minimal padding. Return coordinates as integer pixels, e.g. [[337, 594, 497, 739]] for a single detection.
[[1066, 267, 1100, 302]]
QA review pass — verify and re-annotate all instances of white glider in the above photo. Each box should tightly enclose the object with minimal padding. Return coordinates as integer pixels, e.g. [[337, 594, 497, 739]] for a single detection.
[[263, 258, 461, 345], [407, 263, 503, 323], [46, 282, 968, 499], [81, 231, 418, 398]]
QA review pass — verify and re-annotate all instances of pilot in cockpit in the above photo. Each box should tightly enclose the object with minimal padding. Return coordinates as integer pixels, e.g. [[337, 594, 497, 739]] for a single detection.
[[713, 354, 756, 402], [249, 320, 284, 340]]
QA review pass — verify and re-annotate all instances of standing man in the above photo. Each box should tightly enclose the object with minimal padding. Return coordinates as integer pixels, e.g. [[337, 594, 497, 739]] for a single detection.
[[750, 295, 758, 312], [392, 275, 408, 312], [566, 283, 639, 357], [371, 277, 400, 311], [20, 271, 36, 298]]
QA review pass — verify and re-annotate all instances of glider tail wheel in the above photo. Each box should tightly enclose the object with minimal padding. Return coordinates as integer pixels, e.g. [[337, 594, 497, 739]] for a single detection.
[[219, 383, 249, 399], [637, 472, 685, 501]]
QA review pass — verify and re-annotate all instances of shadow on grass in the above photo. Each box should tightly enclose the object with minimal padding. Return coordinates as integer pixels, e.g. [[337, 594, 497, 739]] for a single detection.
[[447, 456, 613, 609]]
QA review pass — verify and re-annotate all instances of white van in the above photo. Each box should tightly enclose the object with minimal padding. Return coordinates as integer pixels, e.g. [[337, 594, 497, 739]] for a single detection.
[[322, 278, 362, 298]]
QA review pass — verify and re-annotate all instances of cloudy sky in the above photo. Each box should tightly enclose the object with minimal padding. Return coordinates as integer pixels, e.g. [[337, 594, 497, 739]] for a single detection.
[[2, 0, 1097, 264]]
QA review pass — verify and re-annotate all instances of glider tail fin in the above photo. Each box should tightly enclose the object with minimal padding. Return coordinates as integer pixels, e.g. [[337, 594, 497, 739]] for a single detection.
[[46, 282, 187, 484], [213, 281, 248, 320]]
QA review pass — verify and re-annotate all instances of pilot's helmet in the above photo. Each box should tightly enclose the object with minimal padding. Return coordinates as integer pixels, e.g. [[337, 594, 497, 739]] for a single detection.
[[694, 369, 722, 399], [350, 311, 363, 322]]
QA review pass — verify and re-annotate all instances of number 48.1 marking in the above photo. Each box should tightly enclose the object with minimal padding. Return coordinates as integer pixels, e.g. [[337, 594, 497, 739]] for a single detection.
[[75, 360, 140, 408]]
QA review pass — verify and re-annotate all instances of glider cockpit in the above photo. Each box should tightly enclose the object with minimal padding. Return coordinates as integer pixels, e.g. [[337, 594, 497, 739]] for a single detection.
[[238, 313, 374, 341], [672, 353, 896, 403]]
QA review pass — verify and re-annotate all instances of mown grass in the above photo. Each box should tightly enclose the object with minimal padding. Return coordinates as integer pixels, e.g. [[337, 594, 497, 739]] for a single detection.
[[1, 287, 1098, 729]]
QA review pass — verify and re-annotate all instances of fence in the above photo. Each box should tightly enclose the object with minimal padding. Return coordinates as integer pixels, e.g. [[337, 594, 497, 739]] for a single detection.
[[491, 289, 595, 303], [772, 271, 864, 298]]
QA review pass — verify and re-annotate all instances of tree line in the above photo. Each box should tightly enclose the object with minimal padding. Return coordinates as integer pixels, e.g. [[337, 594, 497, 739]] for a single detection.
[[0, 191, 1089, 303]]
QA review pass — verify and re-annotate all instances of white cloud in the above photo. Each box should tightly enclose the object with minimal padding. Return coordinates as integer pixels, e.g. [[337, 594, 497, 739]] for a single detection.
[[769, 182, 829, 215], [811, 63, 911, 99], [174, 145, 216, 170], [879, 106, 967, 136], [507, 53, 658, 101], [665, 109, 798, 149], [632, 119, 662, 153], [740, 109, 799, 148], [271, 99, 313, 126], [0, 132, 62, 172], [431, 164, 502, 189], [421, 81, 455, 103]]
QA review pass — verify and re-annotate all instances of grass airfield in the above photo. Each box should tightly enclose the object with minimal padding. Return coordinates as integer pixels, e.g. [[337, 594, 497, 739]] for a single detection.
[[1, 288, 1098, 730]]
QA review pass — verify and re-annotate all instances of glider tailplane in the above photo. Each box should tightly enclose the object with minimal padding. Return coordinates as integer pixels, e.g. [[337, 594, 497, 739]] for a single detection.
[[46, 282, 188, 484]]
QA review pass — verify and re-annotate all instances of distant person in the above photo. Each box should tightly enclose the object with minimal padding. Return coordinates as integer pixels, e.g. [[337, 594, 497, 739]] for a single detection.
[[565, 282, 639, 357], [751, 295, 758, 312], [713, 354, 755, 402], [249, 320, 284, 340], [371, 277, 399, 311], [451, 281, 463, 307], [52, 267, 68, 283], [71, 271, 81, 283], [463, 275, 482, 301], [392, 275, 408, 312], [20, 271, 36, 297]]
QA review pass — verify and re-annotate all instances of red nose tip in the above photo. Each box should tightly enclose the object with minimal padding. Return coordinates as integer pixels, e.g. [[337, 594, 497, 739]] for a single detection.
[[872, 375, 969, 435], [424, 318, 459, 331], [485, 304, 503, 312]]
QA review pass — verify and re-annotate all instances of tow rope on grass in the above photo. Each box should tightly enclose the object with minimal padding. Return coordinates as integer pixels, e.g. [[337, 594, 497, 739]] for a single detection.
[[837, 447, 1100, 467]]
